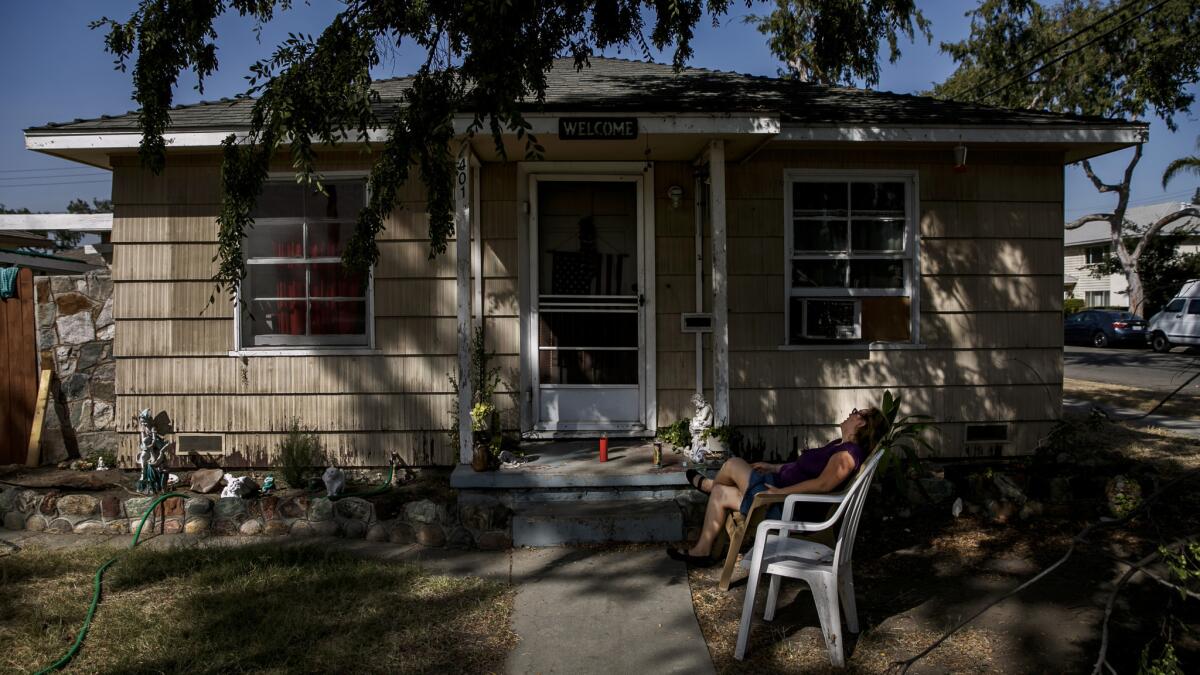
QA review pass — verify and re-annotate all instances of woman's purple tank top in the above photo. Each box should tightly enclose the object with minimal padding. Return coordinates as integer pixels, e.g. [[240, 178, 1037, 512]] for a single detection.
[[774, 440, 865, 489]]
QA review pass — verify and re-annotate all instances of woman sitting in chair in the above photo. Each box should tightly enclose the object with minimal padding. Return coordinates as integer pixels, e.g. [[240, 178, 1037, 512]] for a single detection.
[[667, 407, 884, 566]]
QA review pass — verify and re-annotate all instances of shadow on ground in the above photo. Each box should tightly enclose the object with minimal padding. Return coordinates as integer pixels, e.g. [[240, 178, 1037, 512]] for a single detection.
[[686, 420, 1200, 674]]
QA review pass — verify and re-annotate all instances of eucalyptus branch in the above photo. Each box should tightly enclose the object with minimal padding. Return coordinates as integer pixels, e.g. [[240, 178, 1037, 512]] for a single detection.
[[1093, 547, 1168, 675], [890, 467, 1200, 674], [1064, 213, 1114, 230], [1080, 159, 1120, 193], [1131, 206, 1200, 261], [1103, 546, 1200, 602]]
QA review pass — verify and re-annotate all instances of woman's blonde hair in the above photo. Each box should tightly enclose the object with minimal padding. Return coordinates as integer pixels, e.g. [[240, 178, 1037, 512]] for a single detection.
[[854, 407, 886, 451]]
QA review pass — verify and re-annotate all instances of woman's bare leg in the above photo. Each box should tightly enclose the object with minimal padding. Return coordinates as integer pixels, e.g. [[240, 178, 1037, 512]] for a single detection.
[[699, 457, 753, 494], [688, 484, 743, 557]]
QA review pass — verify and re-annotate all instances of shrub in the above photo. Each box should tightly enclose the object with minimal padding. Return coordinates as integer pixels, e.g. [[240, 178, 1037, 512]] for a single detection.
[[656, 419, 690, 449], [278, 418, 323, 488], [1064, 297, 1085, 315]]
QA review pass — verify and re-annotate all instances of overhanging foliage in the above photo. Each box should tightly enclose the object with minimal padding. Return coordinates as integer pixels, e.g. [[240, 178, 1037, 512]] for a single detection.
[[93, 0, 928, 304]]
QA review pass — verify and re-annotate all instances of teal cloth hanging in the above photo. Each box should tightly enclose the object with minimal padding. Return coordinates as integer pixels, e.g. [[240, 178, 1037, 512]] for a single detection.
[[0, 266, 18, 299]]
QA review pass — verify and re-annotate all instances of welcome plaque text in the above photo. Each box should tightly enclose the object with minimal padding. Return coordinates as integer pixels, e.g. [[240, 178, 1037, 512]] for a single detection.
[[558, 117, 639, 140]]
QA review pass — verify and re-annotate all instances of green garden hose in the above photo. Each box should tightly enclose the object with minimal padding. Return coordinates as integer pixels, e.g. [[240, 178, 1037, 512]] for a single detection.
[[32, 462, 397, 673], [34, 491, 186, 675]]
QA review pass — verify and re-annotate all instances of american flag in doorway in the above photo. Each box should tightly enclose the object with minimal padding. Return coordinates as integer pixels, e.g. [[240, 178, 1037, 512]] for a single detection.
[[550, 251, 628, 295]]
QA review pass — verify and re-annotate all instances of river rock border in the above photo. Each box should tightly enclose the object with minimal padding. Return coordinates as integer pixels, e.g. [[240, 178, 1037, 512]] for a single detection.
[[0, 486, 512, 550]]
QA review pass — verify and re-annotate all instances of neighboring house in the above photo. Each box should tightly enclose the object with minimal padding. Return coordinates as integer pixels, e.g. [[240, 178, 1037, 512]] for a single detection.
[[1063, 201, 1200, 308], [23, 58, 1144, 465]]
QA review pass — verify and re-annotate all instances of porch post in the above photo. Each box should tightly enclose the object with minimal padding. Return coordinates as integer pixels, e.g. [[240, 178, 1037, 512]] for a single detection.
[[708, 140, 730, 426], [455, 144, 475, 464]]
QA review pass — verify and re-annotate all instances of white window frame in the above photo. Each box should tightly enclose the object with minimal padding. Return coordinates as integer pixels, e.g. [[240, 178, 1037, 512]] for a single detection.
[[1084, 290, 1110, 308], [231, 171, 377, 356], [782, 169, 920, 347]]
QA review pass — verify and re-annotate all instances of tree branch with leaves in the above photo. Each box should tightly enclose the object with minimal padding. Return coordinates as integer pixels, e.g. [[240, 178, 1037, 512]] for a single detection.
[[934, 0, 1200, 315], [93, 0, 933, 304]]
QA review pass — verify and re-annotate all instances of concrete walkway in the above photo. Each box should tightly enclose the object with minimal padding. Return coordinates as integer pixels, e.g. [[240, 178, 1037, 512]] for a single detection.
[[1064, 397, 1200, 439], [0, 530, 714, 675]]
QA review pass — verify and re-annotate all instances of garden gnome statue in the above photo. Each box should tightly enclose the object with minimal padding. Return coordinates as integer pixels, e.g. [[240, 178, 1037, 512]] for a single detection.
[[323, 466, 345, 498], [135, 408, 171, 494]]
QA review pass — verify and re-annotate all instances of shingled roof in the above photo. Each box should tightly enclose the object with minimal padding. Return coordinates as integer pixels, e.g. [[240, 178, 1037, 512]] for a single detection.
[[27, 57, 1137, 134]]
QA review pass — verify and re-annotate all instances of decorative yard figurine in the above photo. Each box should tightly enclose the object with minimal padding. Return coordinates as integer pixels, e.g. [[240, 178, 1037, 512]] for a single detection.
[[686, 394, 715, 466], [135, 408, 171, 494], [686, 389, 710, 456], [220, 473, 260, 499], [323, 466, 345, 498], [688, 394, 714, 441]]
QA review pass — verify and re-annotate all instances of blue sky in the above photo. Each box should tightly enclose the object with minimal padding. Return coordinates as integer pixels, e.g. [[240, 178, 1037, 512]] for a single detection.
[[1, 0, 1196, 217]]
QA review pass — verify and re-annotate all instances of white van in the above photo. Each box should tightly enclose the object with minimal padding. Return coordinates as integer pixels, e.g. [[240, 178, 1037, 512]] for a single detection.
[[1148, 279, 1200, 352]]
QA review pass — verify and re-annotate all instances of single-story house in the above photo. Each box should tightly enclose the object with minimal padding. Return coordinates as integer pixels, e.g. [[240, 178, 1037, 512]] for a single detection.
[[24, 57, 1146, 466], [1063, 200, 1200, 308]]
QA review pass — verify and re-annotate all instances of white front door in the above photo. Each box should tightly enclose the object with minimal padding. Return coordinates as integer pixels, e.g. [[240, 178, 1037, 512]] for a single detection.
[[530, 176, 648, 433]]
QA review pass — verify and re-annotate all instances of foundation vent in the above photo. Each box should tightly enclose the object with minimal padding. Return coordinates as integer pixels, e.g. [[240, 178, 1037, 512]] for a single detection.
[[177, 434, 224, 455], [964, 424, 1009, 457]]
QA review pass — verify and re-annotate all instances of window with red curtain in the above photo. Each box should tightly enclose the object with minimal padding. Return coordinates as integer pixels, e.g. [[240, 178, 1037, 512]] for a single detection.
[[241, 180, 371, 348]]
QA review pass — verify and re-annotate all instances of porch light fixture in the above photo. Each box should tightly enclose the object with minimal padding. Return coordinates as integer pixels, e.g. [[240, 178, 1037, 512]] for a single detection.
[[953, 144, 968, 173], [667, 185, 684, 209]]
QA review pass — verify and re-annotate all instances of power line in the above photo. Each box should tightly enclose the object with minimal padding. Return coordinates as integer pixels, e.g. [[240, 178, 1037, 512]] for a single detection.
[[962, 0, 1146, 100], [981, 0, 1177, 101], [0, 179, 111, 189], [0, 172, 111, 182], [1065, 188, 1198, 215]]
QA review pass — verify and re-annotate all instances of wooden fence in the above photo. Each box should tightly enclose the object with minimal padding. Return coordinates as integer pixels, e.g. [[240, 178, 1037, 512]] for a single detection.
[[0, 268, 37, 463]]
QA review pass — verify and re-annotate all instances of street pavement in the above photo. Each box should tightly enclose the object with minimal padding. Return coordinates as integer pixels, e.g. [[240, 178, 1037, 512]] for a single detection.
[[1064, 345, 1200, 393]]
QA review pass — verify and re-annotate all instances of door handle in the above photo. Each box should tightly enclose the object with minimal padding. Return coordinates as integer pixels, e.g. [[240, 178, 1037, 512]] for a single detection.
[[638, 293, 646, 307]]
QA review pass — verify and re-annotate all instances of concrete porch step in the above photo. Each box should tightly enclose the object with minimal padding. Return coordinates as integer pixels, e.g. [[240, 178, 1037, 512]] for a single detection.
[[512, 499, 683, 547]]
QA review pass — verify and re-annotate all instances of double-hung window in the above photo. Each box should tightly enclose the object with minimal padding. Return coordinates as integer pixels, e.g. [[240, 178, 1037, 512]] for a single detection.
[[784, 171, 918, 345], [239, 178, 373, 349]]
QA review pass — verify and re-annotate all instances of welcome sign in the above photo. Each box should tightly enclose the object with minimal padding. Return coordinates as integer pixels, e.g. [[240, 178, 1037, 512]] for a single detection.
[[558, 117, 639, 140]]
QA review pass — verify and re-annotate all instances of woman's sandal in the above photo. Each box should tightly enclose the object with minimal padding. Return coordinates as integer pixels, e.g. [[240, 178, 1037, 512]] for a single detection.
[[685, 468, 707, 492], [666, 547, 717, 568]]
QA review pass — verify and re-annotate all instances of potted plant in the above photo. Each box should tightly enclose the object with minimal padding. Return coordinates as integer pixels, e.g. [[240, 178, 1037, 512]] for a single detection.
[[469, 401, 496, 472], [702, 425, 734, 457], [656, 419, 691, 453]]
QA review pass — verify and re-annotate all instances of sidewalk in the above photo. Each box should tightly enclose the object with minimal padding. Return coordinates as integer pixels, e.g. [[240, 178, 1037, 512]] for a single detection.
[[0, 530, 714, 675], [1064, 397, 1200, 439]]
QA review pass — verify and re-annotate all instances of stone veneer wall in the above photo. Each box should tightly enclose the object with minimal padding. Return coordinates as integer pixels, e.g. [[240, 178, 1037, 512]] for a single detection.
[[0, 485, 513, 550], [33, 271, 116, 462]]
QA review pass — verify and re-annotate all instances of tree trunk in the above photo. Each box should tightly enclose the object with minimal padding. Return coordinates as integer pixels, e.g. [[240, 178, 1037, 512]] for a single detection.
[[1124, 267, 1145, 316]]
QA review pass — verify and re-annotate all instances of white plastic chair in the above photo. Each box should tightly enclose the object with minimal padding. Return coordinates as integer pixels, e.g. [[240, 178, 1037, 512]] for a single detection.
[[734, 448, 886, 666]]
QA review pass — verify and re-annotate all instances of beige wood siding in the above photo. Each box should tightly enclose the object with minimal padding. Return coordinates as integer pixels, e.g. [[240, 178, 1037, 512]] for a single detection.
[[111, 152, 461, 466], [711, 147, 1065, 458]]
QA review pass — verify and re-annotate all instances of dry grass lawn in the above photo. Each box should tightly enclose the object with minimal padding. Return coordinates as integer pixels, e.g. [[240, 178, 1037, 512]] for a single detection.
[[1064, 377, 1200, 420], [0, 543, 516, 674], [687, 416, 1200, 673]]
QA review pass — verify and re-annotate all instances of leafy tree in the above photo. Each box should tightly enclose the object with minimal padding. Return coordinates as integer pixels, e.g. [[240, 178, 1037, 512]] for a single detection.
[[66, 197, 113, 214], [0, 204, 32, 215], [1162, 136, 1200, 190], [747, 0, 929, 83], [93, 0, 929, 303], [934, 0, 1200, 315], [1090, 229, 1200, 318]]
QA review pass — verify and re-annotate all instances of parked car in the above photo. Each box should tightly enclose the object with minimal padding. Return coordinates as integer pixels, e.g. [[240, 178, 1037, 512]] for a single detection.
[[1147, 279, 1200, 352], [1064, 309, 1147, 348]]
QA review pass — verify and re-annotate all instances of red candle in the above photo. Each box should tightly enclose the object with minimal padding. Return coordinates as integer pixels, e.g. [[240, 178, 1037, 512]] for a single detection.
[[599, 435, 608, 462]]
